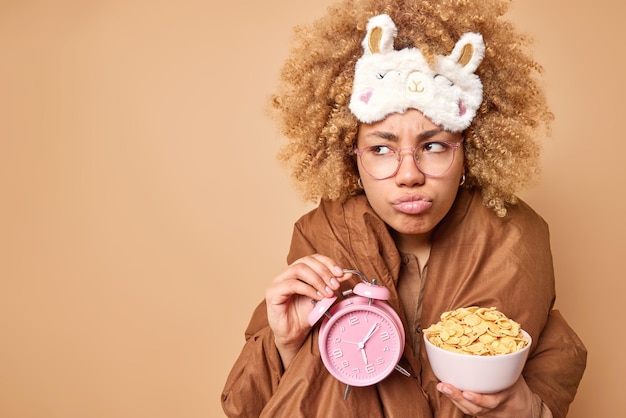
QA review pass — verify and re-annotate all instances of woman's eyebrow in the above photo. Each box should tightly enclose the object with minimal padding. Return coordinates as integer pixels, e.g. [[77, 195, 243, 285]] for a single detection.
[[365, 128, 448, 142], [418, 129, 446, 140], [367, 131, 399, 141]]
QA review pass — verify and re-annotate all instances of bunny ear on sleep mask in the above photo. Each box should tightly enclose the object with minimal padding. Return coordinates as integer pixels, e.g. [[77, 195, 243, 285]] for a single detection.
[[349, 14, 485, 132]]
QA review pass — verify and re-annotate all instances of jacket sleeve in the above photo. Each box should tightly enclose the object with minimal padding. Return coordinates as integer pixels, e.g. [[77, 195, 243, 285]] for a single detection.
[[523, 309, 587, 418], [221, 301, 284, 417]]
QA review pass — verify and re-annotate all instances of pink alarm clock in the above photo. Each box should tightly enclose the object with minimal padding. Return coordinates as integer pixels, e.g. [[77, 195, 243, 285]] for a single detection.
[[308, 269, 409, 398]]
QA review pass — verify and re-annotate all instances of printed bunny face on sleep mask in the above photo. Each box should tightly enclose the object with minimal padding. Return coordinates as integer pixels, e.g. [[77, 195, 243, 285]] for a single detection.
[[349, 14, 485, 132]]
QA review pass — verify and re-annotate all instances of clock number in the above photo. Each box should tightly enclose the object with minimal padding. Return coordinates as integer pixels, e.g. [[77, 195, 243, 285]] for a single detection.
[[365, 364, 375, 374], [352, 367, 360, 374], [332, 348, 343, 359], [334, 337, 341, 343], [380, 331, 390, 341], [348, 315, 360, 326], [376, 357, 384, 365], [341, 360, 349, 368], [383, 346, 390, 352]]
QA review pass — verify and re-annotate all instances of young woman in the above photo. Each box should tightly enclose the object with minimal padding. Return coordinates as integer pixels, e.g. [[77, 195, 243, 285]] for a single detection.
[[222, 1, 586, 416]]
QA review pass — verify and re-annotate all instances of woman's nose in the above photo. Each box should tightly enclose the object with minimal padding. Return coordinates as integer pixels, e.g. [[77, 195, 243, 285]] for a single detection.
[[395, 151, 425, 186]]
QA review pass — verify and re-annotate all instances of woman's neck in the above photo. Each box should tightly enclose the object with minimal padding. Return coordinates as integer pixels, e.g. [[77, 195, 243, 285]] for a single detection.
[[392, 230, 432, 270]]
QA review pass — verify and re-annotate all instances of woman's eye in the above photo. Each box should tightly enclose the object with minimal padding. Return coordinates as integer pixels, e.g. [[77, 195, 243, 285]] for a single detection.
[[422, 142, 449, 153], [369, 145, 394, 156]]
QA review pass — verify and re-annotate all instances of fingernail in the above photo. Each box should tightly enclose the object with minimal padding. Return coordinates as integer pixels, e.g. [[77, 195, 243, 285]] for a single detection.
[[325, 286, 333, 295], [438, 385, 453, 395], [462, 392, 474, 401], [334, 266, 343, 276], [330, 278, 339, 288]]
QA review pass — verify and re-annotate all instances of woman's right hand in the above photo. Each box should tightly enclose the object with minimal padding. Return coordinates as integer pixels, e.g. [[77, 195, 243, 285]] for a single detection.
[[265, 254, 351, 369]]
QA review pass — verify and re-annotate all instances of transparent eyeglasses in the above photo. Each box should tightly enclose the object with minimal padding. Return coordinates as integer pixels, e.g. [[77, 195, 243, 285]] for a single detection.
[[354, 139, 463, 179]]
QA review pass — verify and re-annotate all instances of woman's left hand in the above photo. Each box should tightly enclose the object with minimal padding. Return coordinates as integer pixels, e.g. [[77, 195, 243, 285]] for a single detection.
[[436, 376, 541, 418]]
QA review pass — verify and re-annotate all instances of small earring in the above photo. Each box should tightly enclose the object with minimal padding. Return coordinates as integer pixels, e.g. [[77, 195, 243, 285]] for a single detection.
[[459, 174, 466, 186], [357, 178, 364, 189]]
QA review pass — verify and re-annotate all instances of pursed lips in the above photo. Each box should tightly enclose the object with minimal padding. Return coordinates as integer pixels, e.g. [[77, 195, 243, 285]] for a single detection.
[[392, 194, 433, 215]]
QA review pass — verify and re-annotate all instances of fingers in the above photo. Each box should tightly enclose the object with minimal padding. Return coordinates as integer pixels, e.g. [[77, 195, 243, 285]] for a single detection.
[[436, 382, 510, 416], [264, 255, 354, 366], [436, 383, 482, 416], [269, 254, 349, 302], [264, 257, 363, 369]]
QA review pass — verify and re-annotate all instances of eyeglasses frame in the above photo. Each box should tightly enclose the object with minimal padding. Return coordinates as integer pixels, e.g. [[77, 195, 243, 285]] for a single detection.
[[353, 138, 464, 180]]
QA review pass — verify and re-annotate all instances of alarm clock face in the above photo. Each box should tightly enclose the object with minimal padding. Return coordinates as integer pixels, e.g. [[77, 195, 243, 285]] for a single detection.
[[319, 302, 404, 387]]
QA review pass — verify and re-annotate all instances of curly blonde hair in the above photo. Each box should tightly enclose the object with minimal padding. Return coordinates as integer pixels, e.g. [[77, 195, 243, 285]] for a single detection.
[[272, 0, 552, 217]]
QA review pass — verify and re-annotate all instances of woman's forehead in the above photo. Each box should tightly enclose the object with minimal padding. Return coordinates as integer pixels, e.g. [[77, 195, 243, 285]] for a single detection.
[[357, 110, 458, 141]]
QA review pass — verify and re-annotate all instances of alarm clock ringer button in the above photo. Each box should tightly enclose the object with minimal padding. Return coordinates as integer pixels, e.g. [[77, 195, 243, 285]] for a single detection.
[[353, 282, 391, 300], [307, 296, 337, 326]]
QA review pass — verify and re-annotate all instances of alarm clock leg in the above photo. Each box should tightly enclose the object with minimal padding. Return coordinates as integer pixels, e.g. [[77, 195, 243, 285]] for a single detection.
[[343, 384, 352, 400], [395, 364, 411, 377]]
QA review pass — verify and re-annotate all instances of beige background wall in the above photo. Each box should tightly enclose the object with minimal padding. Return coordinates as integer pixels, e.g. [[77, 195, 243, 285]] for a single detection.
[[1, 0, 623, 416]]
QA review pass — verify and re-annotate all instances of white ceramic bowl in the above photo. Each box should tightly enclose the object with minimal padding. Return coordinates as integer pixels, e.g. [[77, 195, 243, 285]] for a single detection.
[[423, 330, 531, 393]]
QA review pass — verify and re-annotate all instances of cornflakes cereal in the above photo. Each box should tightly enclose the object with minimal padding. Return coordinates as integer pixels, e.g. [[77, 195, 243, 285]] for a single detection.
[[423, 306, 529, 356]]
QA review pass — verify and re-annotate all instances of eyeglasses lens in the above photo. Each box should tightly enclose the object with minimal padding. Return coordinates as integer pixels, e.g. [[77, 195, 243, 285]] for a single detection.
[[359, 145, 456, 179]]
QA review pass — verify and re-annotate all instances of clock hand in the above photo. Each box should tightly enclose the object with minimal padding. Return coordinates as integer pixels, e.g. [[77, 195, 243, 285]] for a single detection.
[[360, 347, 368, 364], [360, 322, 381, 345], [357, 322, 381, 365]]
